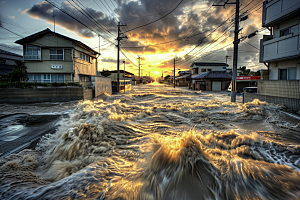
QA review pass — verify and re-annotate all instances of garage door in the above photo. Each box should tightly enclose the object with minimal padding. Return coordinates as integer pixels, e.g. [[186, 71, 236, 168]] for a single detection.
[[212, 81, 221, 91]]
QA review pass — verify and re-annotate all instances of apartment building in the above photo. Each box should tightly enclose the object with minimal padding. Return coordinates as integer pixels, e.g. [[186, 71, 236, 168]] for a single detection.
[[260, 0, 300, 80]]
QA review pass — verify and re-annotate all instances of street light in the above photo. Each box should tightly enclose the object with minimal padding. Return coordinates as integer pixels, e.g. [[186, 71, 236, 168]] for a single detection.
[[123, 60, 125, 93]]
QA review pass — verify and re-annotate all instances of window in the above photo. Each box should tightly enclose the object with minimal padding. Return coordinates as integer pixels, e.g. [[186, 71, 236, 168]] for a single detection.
[[279, 68, 297, 80], [34, 74, 41, 82], [79, 52, 90, 62], [27, 74, 34, 82], [43, 74, 51, 83], [24, 45, 41, 60], [201, 69, 212, 72], [193, 68, 198, 74], [280, 25, 299, 37], [51, 74, 58, 83], [58, 74, 64, 83], [50, 49, 64, 60]]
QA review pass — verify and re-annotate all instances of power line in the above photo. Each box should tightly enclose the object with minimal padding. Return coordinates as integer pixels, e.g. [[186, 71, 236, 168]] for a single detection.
[[125, 0, 184, 33], [46, 0, 116, 46]]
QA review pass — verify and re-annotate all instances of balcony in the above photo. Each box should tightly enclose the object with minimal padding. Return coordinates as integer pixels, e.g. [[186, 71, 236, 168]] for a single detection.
[[262, 0, 300, 27], [260, 33, 300, 62]]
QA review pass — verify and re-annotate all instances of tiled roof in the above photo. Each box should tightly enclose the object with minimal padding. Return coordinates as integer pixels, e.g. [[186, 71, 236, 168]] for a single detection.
[[175, 74, 190, 79], [190, 62, 229, 68], [0, 49, 22, 57], [0, 64, 14, 76], [15, 28, 99, 55], [192, 71, 232, 79], [193, 62, 228, 66]]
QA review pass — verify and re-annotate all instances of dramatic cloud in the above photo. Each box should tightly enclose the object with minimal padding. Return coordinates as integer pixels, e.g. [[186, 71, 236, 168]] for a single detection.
[[23, 1, 117, 39], [21, 0, 265, 72]]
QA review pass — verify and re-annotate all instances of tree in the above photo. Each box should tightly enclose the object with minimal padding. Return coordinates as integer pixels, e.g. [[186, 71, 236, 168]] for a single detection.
[[9, 60, 28, 82], [164, 75, 170, 80], [240, 66, 251, 76], [100, 69, 111, 77]]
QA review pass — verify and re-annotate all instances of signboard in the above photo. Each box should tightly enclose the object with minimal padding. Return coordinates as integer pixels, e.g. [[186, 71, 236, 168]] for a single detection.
[[51, 65, 63, 69], [236, 76, 260, 80]]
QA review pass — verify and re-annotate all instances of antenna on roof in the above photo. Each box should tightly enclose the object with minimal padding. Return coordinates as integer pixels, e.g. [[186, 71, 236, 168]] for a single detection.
[[52, 10, 56, 33]]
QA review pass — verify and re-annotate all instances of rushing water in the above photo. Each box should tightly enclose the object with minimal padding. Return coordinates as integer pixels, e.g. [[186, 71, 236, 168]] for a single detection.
[[1, 84, 300, 200]]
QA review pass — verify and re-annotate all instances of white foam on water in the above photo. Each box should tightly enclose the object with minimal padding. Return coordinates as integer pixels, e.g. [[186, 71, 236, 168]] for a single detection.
[[1, 85, 300, 200]]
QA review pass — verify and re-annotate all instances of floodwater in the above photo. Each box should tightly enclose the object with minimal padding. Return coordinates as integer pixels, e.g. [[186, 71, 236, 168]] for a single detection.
[[1, 83, 300, 200]]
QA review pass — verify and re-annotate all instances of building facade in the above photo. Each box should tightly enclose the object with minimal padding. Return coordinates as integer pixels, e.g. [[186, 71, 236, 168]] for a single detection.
[[190, 62, 228, 75], [260, 0, 300, 80], [15, 28, 99, 83]]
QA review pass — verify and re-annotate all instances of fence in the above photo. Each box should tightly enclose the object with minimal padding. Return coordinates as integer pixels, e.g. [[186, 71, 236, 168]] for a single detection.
[[243, 80, 300, 112]]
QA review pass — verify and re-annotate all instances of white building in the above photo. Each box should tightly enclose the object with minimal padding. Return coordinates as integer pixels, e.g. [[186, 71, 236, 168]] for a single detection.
[[189, 62, 228, 75], [259, 0, 300, 80]]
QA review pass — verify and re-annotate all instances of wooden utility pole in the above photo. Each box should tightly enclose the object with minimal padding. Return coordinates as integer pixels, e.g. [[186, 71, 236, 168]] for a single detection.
[[116, 22, 127, 92], [173, 58, 175, 88], [213, 0, 240, 102], [52, 11, 56, 33], [123, 60, 125, 93], [138, 56, 141, 85]]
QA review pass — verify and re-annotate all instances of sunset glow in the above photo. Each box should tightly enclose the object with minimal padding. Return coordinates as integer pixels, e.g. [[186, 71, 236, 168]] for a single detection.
[[1, 0, 268, 77]]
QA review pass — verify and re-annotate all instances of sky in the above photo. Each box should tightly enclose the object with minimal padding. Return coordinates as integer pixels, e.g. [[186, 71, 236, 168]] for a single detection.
[[0, 0, 269, 78]]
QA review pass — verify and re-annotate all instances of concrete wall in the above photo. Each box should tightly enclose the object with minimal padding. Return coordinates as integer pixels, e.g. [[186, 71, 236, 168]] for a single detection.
[[176, 82, 189, 87], [257, 80, 300, 99], [95, 77, 112, 97], [243, 80, 300, 112], [269, 59, 300, 80], [243, 93, 300, 112], [0, 88, 87, 103], [83, 88, 93, 100]]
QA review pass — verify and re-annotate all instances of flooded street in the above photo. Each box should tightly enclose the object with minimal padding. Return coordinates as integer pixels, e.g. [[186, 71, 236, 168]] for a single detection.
[[0, 83, 300, 200]]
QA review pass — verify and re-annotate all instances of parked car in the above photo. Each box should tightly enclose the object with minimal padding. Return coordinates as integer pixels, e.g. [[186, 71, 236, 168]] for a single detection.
[[243, 87, 257, 93]]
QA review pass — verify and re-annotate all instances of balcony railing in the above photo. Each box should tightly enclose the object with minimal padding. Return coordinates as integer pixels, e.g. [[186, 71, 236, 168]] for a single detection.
[[260, 33, 300, 62], [262, 0, 300, 26]]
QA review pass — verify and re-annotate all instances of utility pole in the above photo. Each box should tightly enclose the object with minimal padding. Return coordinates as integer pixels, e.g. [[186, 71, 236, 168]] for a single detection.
[[52, 11, 56, 33], [138, 56, 141, 85], [123, 60, 125, 93], [173, 58, 175, 88], [225, 55, 231, 65], [213, 0, 240, 102], [96, 35, 100, 75], [116, 22, 127, 92]]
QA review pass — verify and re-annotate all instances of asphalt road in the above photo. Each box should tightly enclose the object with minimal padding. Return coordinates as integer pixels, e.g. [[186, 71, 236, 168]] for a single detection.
[[0, 113, 61, 158]]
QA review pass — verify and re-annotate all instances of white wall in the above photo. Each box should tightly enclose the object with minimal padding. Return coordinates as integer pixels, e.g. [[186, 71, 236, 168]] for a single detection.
[[192, 64, 226, 75], [269, 59, 300, 80]]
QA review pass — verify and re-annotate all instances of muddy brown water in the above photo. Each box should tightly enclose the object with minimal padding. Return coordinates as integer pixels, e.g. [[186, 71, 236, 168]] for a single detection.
[[0, 84, 300, 200]]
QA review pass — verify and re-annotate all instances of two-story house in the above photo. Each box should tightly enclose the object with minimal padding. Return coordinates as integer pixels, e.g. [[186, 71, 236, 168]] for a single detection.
[[175, 70, 191, 87], [189, 62, 231, 91], [190, 62, 228, 75], [15, 28, 99, 83]]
